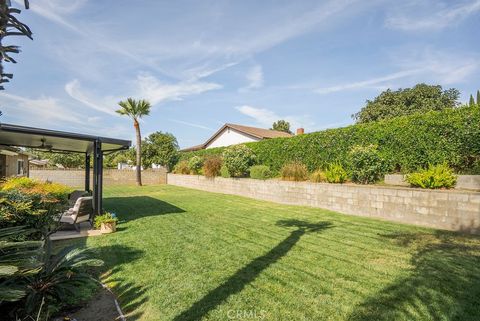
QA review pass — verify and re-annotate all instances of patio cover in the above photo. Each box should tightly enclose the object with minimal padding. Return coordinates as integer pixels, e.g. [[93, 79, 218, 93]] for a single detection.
[[0, 122, 131, 215]]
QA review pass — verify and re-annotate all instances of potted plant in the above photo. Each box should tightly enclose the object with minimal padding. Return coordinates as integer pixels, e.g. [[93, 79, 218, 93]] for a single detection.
[[94, 212, 118, 234]]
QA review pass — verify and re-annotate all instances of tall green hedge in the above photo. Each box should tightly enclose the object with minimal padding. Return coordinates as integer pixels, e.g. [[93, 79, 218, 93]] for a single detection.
[[180, 106, 480, 173]]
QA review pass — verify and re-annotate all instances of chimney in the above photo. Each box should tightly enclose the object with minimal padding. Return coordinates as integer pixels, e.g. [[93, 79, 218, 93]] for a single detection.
[[296, 128, 304, 135]]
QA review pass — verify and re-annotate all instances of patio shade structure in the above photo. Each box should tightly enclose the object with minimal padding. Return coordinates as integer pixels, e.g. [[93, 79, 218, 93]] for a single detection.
[[0, 123, 131, 215]]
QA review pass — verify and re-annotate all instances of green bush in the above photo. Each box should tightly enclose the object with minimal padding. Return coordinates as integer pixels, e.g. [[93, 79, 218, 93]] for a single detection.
[[280, 161, 308, 181], [310, 170, 326, 183], [220, 165, 231, 178], [249, 165, 273, 180], [203, 156, 223, 178], [173, 160, 190, 174], [325, 163, 348, 183], [180, 106, 480, 174], [349, 145, 388, 184], [188, 155, 204, 174], [222, 145, 256, 178], [406, 163, 457, 189]]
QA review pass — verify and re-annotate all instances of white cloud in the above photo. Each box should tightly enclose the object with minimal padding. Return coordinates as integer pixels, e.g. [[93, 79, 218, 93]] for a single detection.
[[65, 80, 119, 116], [314, 49, 479, 94], [134, 74, 222, 105], [0, 92, 84, 125], [168, 119, 213, 131], [386, 0, 480, 31], [239, 65, 264, 92], [235, 105, 313, 130]]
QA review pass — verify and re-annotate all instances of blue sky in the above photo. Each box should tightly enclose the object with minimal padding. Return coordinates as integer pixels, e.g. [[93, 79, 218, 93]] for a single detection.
[[0, 0, 479, 148]]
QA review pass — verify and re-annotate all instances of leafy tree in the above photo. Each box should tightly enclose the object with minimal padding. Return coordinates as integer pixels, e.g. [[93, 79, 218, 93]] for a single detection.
[[104, 148, 135, 168], [477, 90, 480, 106], [31, 151, 85, 169], [116, 98, 151, 186], [142, 131, 179, 171], [469, 94, 475, 106], [222, 144, 256, 177], [353, 84, 460, 123], [0, 0, 32, 90], [271, 120, 292, 134]]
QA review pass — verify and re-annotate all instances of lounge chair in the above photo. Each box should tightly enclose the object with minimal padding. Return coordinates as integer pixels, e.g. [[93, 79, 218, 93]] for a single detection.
[[60, 196, 93, 231], [68, 190, 90, 206]]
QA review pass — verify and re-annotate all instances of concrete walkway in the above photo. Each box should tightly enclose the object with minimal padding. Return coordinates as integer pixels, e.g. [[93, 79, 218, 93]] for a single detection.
[[50, 222, 102, 241]]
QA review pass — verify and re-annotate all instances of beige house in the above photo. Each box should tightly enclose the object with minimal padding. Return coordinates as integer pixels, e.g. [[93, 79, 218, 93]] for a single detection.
[[0, 146, 29, 178], [182, 123, 295, 152]]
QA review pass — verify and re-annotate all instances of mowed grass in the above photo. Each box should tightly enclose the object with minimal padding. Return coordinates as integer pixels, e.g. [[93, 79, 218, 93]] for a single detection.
[[70, 185, 480, 321]]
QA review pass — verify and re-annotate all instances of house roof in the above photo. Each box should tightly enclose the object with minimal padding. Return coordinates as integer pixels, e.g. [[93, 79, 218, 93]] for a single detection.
[[181, 123, 292, 152]]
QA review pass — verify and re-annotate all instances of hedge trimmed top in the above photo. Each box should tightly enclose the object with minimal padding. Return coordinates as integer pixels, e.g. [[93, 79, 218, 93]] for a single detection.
[[180, 106, 480, 174]]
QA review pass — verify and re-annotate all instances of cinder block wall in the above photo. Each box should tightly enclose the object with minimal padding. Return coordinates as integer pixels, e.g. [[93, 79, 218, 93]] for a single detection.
[[168, 174, 480, 234], [30, 169, 167, 187]]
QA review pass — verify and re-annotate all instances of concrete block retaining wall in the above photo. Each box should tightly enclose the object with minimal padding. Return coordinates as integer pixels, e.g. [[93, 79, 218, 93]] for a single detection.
[[168, 174, 480, 233], [30, 169, 167, 187]]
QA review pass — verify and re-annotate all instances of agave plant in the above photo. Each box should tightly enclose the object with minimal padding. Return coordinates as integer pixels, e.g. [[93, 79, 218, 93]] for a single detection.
[[24, 246, 104, 317], [0, 226, 42, 303]]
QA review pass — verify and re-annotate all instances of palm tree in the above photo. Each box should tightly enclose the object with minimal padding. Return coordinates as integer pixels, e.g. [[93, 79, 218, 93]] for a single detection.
[[116, 98, 151, 186]]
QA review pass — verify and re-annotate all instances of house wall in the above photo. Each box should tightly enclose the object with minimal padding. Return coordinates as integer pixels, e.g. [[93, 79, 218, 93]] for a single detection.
[[167, 174, 480, 234], [0, 154, 29, 178], [206, 128, 259, 149]]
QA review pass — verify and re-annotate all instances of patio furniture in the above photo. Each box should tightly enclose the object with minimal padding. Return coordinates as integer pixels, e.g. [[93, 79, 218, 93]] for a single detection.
[[68, 190, 90, 206], [60, 196, 93, 231]]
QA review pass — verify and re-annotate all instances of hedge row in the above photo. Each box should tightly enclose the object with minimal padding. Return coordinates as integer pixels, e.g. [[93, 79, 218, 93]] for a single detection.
[[180, 106, 480, 174]]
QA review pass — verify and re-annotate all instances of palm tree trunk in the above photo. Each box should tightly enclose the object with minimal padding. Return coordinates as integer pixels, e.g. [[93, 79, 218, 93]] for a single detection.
[[134, 119, 142, 186]]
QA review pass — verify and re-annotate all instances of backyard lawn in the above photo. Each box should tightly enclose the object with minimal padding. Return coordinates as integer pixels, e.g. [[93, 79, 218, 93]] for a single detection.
[[68, 185, 480, 321]]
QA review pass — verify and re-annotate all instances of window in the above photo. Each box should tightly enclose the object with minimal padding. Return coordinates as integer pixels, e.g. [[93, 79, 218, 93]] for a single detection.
[[17, 159, 24, 175]]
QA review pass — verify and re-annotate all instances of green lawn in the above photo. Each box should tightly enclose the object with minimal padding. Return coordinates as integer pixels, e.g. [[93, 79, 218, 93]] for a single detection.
[[69, 185, 480, 321]]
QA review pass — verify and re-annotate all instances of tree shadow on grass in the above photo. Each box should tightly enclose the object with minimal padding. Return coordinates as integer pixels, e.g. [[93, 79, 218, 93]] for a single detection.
[[104, 196, 185, 222], [348, 230, 480, 321], [173, 219, 333, 321]]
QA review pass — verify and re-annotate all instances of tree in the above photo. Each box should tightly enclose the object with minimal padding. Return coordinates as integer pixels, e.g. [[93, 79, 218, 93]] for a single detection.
[[271, 120, 292, 134], [469, 94, 475, 106], [477, 90, 480, 106], [353, 84, 460, 123], [0, 0, 32, 90], [142, 131, 179, 171], [116, 98, 151, 186]]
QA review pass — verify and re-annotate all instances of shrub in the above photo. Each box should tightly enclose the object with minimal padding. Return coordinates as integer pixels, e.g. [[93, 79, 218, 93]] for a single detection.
[[406, 163, 457, 189], [280, 161, 308, 181], [222, 145, 256, 177], [310, 170, 326, 183], [1, 176, 37, 190], [325, 163, 348, 183], [249, 165, 273, 180], [220, 165, 231, 178], [180, 106, 480, 173], [173, 160, 190, 174], [188, 155, 204, 174], [203, 156, 222, 178], [349, 145, 388, 184]]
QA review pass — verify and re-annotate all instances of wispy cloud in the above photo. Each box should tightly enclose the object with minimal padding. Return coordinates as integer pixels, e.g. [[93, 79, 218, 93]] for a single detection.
[[235, 105, 313, 130], [239, 64, 264, 92], [313, 49, 479, 94], [315, 69, 422, 94], [65, 80, 118, 116], [0, 92, 84, 125], [386, 0, 480, 31], [134, 74, 222, 105], [168, 119, 214, 131]]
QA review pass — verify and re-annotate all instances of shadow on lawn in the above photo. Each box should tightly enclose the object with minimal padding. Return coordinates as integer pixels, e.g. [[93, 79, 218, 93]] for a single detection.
[[173, 219, 333, 321], [104, 196, 185, 222], [348, 231, 480, 321]]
